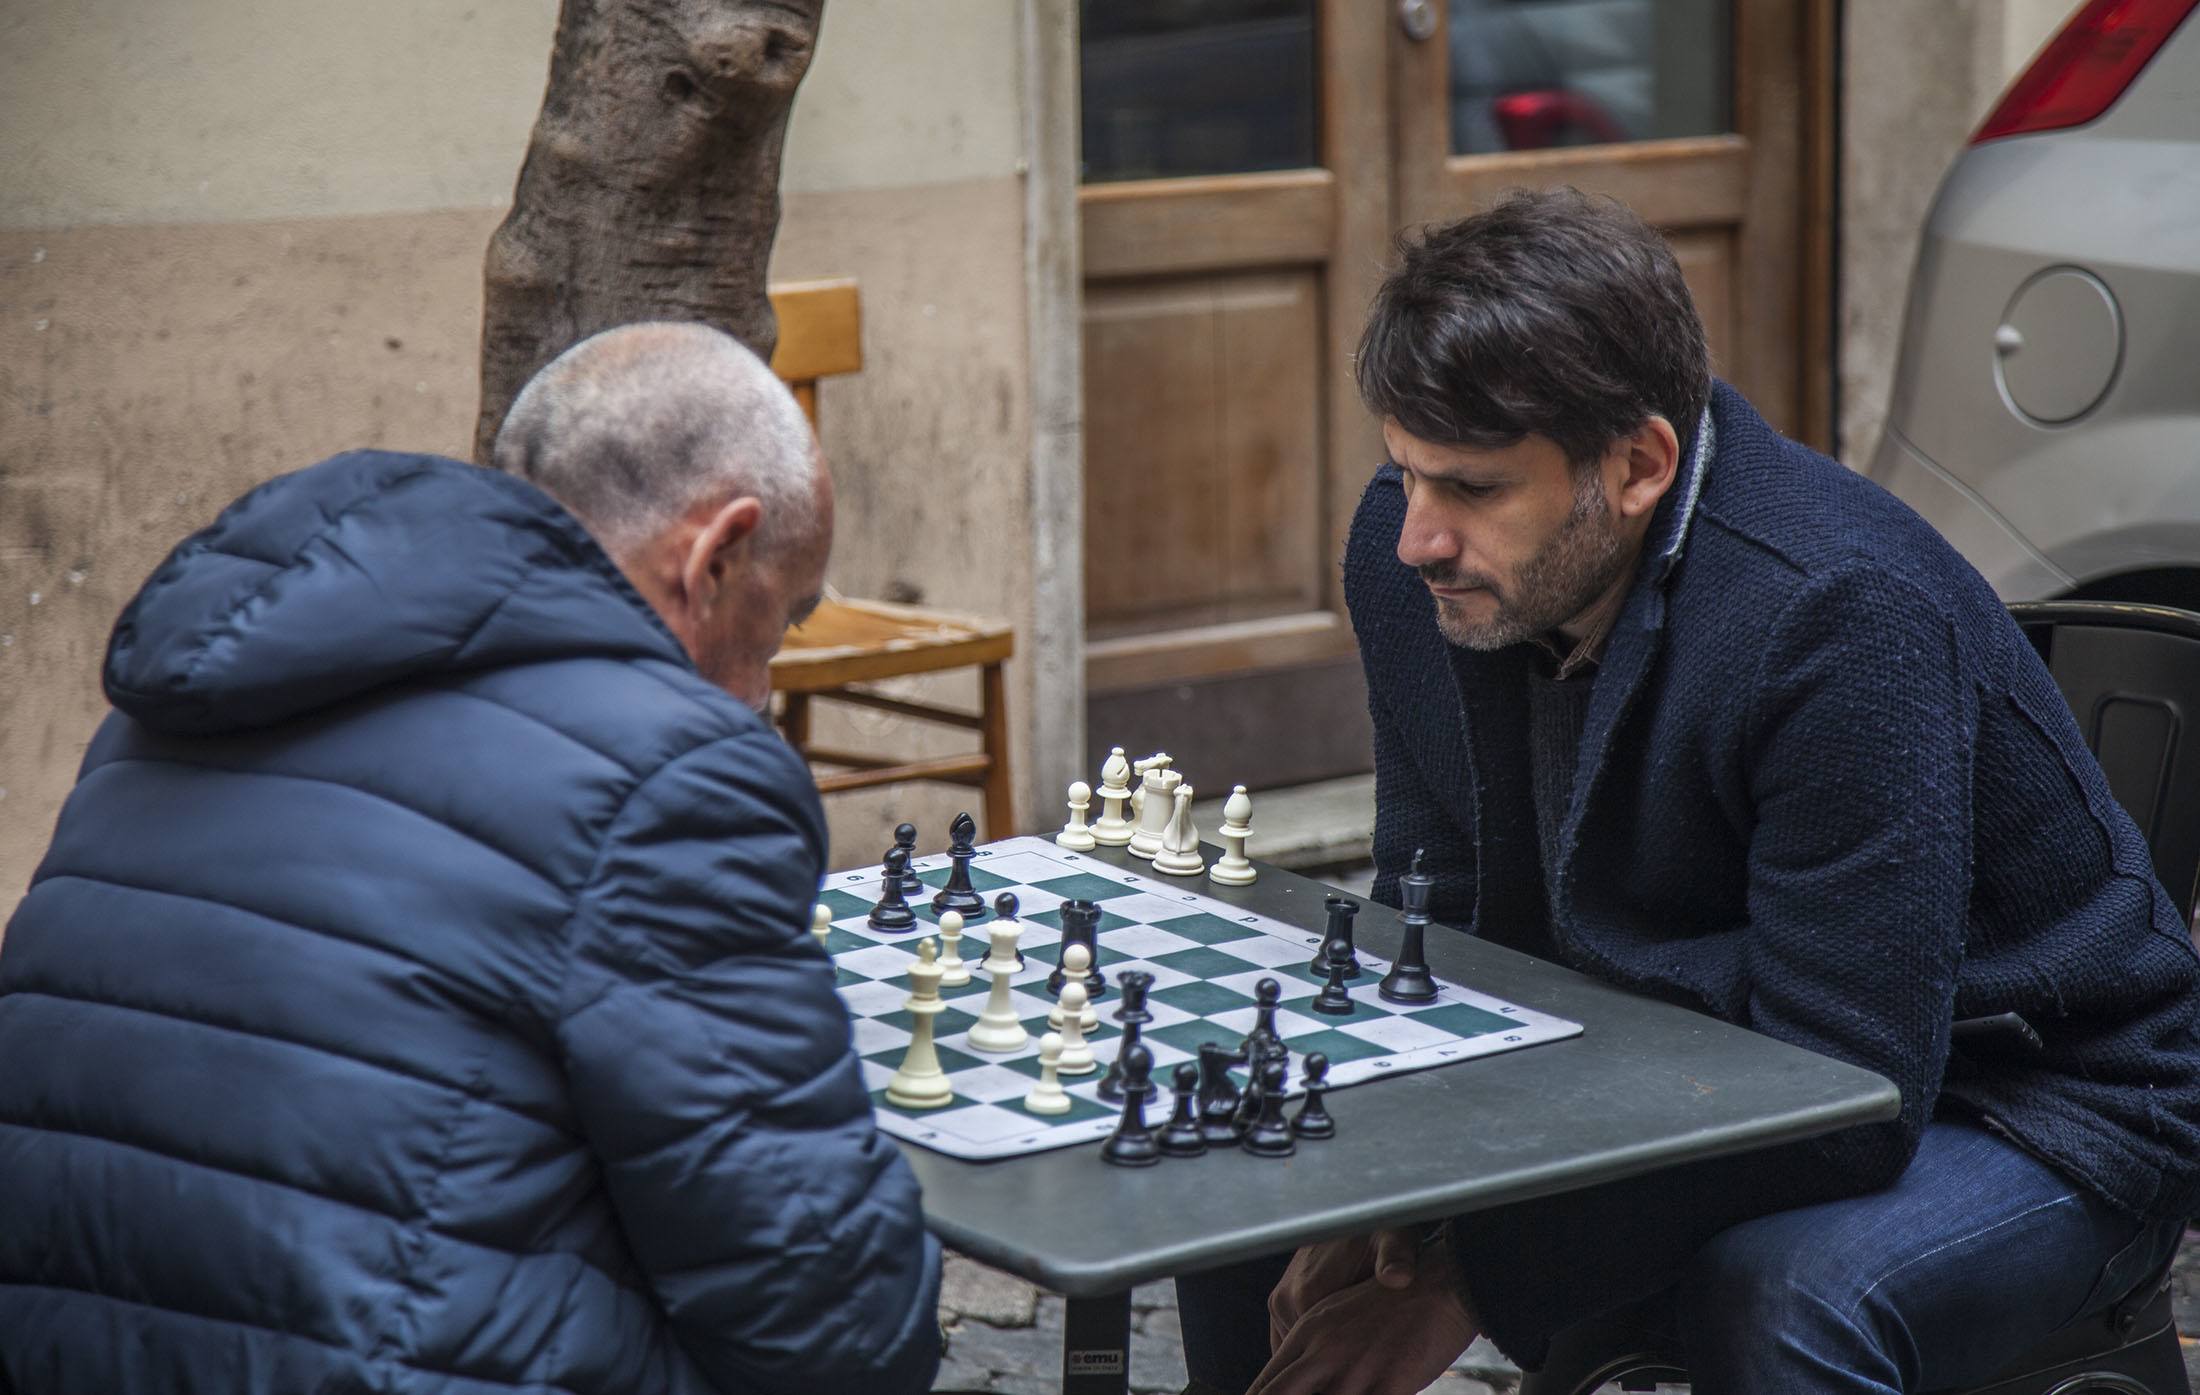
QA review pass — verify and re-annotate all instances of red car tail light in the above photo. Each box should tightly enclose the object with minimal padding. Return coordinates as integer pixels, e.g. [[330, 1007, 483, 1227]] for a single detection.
[[1973, 0, 2199, 143]]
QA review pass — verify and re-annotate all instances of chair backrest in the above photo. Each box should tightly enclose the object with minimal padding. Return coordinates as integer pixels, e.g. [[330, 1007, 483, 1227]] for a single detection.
[[767, 277, 862, 428], [2010, 601, 2200, 923]]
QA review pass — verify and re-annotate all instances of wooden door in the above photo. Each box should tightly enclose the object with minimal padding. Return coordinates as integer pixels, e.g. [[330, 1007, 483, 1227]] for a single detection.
[[1077, 0, 1832, 787], [1393, 0, 1835, 441], [1078, 2, 1393, 787]]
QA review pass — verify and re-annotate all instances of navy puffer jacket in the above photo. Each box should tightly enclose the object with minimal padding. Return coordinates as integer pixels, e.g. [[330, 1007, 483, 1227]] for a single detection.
[[0, 451, 942, 1394]]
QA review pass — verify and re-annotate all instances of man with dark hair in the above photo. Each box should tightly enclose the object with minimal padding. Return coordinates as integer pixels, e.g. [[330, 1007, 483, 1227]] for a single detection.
[[0, 324, 943, 1394], [1182, 190, 2200, 1394]]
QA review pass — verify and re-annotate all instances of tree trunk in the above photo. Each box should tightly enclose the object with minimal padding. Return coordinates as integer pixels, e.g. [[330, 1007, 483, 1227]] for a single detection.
[[475, 0, 825, 461]]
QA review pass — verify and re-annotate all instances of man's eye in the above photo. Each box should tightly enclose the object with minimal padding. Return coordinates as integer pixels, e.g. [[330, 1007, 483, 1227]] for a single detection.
[[1448, 480, 1498, 500]]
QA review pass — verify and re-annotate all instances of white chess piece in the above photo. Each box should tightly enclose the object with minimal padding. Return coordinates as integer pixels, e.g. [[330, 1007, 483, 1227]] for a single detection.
[[1152, 785, 1206, 877], [812, 902, 833, 952], [885, 939, 954, 1108], [1055, 980, 1097, 1074], [1092, 747, 1135, 846], [1048, 941, 1101, 1032], [966, 914, 1029, 1053], [1023, 1032, 1072, 1115], [1128, 755, 1179, 860], [1209, 784, 1257, 886], [936, 908, 971, 987], [1056, 781, 1097, 851]]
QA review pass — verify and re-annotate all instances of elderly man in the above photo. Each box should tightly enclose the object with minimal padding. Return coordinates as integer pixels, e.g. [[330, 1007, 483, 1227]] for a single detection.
[[1179, 192, 2200, 1395], [0, 323, 942, 1394]]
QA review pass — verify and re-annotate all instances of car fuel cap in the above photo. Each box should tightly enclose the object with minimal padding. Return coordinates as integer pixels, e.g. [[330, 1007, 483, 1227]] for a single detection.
[[1994, 267, 2123, 425]]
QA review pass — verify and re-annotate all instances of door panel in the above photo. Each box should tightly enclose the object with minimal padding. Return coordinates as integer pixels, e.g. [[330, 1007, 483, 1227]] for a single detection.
[[1082, 270, 1325, 640]]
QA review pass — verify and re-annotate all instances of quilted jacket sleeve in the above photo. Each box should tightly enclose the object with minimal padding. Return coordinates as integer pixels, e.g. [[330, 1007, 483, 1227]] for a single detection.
[[558, 727, 942, 1394], [1451, 565, 1975, 1366]]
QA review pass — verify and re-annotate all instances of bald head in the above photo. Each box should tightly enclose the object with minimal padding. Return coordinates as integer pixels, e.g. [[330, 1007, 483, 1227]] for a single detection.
[[492, 321, 821, 561]]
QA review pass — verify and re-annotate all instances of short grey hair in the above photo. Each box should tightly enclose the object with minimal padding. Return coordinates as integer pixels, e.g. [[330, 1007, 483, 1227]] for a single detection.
[[491, 321, 820, 559]]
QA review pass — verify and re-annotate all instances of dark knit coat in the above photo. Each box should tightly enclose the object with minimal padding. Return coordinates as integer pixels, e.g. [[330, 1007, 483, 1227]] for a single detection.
[[1345, 382, 2200, 1365], [0, 452, 943, 1394]]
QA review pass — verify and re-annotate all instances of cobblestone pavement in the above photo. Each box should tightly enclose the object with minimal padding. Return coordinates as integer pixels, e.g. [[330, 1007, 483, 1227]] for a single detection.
[[937, 1231, 2200, 1393]]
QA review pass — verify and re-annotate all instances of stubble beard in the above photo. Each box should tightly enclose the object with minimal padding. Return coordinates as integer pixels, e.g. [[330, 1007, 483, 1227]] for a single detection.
[[1423, 468, 1632, 651]]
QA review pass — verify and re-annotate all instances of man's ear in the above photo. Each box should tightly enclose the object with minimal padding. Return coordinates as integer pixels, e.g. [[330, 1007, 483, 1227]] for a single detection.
[[1612, 415, 1681, 520], [679, 495, 764, 614]]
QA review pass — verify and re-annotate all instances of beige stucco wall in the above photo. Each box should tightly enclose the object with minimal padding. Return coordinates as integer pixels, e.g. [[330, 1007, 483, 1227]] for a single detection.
[[0, 0, 1055, 905], [1838, 0, 2075, 466]]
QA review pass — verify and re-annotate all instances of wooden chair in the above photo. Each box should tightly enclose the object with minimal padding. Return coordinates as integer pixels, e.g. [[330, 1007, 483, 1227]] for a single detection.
[[766, 278, 1018, 838]]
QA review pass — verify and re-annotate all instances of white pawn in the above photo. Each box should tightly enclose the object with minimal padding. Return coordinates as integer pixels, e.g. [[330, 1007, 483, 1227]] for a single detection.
[[1055, 980, 1097, 1075], [1092, 747, 1135, 846], [1209, 785, 1257, 886], [812, 902, 833, 952], [1056, 781, 1097, 851], [937, 908, 971, 987], [885, 939, 953, 1109], [1023, 1032, 1072, 1115], [967, 913, 1029, 1054], [1048, 941, 1101, 1032], [1152, 785, 1206, 877]]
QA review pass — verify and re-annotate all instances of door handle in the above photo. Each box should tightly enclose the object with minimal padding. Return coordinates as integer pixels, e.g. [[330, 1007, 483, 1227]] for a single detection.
[[1399, 0, 1438, 42]]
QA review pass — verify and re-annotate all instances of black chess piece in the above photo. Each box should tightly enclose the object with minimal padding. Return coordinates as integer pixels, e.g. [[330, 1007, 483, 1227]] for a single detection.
[[1240, 977, 1284, 1060], [893, 823, 924, 896], [1157, 1062, 1207, 1157], [1307, 895, 1362, 978], [1291, 1052, 1335, 1140], [1310, 943, 1356, 1016], [1047, 899, 1106, 999], [931, 812, 988, 921], [868, 848, 919, 933], [1377, 849, 1440, 1004], [1241, 1057, 1296, 1157], [1097, 971, 1157, 1103], [1100, 1044, 1161, 1168], [991, 891, 1026, 968], [1196, 1041, 1247, 1147]]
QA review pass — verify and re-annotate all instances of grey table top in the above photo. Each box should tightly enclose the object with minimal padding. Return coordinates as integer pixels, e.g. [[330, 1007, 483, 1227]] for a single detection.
[[896, 844, 1901, 1296]]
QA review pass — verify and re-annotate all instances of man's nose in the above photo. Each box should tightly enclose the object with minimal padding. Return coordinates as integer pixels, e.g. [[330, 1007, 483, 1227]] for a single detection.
[[1396, 496, 1459, 570]]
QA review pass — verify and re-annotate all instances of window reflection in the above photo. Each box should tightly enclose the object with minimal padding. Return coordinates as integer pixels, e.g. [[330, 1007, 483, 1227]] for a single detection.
[[1449, 0, 1731, 154], [1081, 0, 1319, 183]]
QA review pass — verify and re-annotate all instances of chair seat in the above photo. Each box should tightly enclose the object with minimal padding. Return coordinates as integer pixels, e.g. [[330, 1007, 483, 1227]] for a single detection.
[[772, 597, 1014, 691]]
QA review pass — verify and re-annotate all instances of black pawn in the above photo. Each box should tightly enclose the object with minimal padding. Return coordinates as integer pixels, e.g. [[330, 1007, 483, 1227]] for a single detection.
[[1310, 944, 1355, 1016], [1377, 849, 1440, 1004], [1240, 977, 1284, 1060], [1048, 899, 1106, 999], [1100, 1044, 1161, 1167], [931, 811, 988, 921], [1097, 971, 1156, 1103], [868, 848, 918, 933], [1308, 895, 1362, 978], [893, 823, 924, 895], [1241, 1057, 1296, 1157], [991, 891, 1026, 969], [1291, 1052, 1335, 1140], [1196, 1041, 1246, 1147], [1157, 1062, 1207, 1157]]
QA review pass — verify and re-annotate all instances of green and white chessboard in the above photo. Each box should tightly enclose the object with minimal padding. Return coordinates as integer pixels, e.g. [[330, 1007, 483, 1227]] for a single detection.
[[820, 836, 1582, 1161]]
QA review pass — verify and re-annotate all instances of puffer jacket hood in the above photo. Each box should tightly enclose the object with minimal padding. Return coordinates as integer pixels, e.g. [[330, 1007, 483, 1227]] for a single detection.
[[104, 449, 684, 735]]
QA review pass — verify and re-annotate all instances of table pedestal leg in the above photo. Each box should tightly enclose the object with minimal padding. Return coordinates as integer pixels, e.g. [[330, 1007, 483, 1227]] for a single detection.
[[1061, 1290, 1133, 1395]]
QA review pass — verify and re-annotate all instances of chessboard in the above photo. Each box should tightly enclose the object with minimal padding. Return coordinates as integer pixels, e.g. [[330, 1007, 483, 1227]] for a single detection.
[[820, 836, 1583, 1161]]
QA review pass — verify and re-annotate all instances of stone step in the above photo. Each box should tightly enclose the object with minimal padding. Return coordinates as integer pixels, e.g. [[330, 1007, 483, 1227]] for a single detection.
[[1189, 773, 1374, 875]]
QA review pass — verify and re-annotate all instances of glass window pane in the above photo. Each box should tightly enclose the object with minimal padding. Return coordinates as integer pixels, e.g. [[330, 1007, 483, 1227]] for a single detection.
[[1080, 1, 1319, 184], [1448, 0, 1731, 155]]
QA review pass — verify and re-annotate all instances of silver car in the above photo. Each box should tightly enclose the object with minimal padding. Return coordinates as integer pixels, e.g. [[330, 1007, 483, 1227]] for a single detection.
[[1868, 0, 2200, 612]]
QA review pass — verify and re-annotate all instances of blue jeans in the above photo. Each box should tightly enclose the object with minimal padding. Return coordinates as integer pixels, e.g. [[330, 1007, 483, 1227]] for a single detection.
[[1177, 1119, 2181, 1394]]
